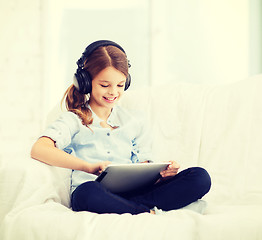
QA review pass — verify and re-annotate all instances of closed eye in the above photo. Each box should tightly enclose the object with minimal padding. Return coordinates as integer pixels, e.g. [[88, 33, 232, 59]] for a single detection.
[[100, 84, 109, 88], [118, 84, 124, 87]]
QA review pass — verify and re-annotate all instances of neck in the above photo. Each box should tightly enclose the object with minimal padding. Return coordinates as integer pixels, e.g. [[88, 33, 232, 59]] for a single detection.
[[89, 104, 112, 121]]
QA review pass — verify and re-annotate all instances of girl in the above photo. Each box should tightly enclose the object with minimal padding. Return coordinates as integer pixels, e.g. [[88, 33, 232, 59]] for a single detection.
[[31, 40, 211, 215]]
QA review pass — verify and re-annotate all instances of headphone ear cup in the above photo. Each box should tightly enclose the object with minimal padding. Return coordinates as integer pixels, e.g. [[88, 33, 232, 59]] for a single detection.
[[124, 74, 131, 91], [74, 68, 92, 94]]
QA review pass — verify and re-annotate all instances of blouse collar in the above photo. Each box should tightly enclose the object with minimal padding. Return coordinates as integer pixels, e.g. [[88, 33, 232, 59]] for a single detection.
[[87, 104, 120, 128]]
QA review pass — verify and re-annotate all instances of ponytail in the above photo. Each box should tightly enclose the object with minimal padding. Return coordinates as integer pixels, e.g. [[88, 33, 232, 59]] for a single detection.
[[61, 84, 93, 126]]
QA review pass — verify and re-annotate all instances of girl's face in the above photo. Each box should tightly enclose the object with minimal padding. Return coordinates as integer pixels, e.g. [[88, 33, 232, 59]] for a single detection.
[[89, 66, 126, 112]]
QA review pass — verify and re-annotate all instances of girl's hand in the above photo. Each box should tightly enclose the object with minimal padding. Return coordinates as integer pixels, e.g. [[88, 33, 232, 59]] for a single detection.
[[160, 161, 180, 179], [86, 161, 111, 175]]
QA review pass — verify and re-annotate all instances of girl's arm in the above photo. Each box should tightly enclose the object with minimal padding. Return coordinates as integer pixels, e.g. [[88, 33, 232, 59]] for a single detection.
[[31, 136, 109, 175]]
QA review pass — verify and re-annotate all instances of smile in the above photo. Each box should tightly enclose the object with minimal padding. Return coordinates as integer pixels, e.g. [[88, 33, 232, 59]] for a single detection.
[[103, 96, 117, 103]]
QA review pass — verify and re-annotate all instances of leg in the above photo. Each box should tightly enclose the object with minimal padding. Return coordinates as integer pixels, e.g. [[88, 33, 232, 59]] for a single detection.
[[71, 181, 151, 214], [125, 167, 211, 211]]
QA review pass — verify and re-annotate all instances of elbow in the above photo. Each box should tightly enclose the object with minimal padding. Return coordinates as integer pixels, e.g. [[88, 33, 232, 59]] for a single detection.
[[30, 137, 55, 161], [30, 142, 39, 160], [30, 138, 44, 160]]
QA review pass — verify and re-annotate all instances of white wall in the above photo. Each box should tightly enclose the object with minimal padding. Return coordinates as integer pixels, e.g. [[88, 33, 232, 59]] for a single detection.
[[0, 0, 42, 163], [249, 0, 262, 76], [151, 0, 250, 85]]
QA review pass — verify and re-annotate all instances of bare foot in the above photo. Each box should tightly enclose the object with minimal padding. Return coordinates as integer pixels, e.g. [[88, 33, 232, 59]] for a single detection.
[[150, 210, 155, 214]]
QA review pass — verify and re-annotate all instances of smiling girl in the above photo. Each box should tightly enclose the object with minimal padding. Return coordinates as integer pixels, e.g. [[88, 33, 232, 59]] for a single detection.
[[31, 40, 211, 215]]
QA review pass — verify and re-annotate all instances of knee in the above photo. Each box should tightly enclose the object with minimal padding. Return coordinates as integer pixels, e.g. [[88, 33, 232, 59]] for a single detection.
[[190, 167, 211, 196], [187, 167, 211, 198]]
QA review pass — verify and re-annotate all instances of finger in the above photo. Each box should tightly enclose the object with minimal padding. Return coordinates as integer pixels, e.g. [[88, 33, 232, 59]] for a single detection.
[[174, 162, 180, 169], [102, 161, 110, 170], [163, 171, 177, 176], [162, 172, 177, 178], [166, 166, 179, 173], [167, 161, 180, 169], [161, 169, 178, 177]]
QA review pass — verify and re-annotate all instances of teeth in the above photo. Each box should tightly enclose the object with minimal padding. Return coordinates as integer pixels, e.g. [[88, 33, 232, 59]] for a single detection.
[[105, 97, 116, 100]]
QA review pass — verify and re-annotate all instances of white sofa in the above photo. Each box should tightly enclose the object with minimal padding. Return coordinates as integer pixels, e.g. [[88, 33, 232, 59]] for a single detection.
[[1, 74, 262, 240]]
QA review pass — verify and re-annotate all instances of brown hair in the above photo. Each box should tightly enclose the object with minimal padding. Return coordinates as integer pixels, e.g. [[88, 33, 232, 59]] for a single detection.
[[62, 45, 129, 126]]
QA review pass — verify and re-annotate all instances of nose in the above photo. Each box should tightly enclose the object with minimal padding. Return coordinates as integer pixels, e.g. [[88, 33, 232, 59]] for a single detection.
[[108, 86, 117, 95]]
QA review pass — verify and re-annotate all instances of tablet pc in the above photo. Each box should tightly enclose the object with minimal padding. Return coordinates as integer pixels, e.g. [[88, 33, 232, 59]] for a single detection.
[[95, 162, 169, 193]]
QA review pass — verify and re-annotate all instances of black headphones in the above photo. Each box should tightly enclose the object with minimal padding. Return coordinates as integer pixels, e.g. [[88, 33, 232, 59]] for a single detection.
[[73, 40, 131, 94]]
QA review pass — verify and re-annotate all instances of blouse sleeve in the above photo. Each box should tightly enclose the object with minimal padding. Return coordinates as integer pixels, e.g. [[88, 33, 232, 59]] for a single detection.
[[40, 111, 80, 150], [131, 112, 154, 163]]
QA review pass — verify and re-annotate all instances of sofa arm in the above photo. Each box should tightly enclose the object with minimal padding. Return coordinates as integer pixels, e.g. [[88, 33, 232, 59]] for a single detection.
[[0, 159, 72, 222]]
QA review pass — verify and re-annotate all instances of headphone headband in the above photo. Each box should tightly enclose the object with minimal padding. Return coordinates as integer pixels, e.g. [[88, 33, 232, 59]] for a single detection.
[[77, 40, 126, 68]]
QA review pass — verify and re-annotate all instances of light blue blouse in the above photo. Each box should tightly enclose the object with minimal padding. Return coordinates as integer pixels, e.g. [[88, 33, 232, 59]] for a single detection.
[[41, 105, 153, 193]]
